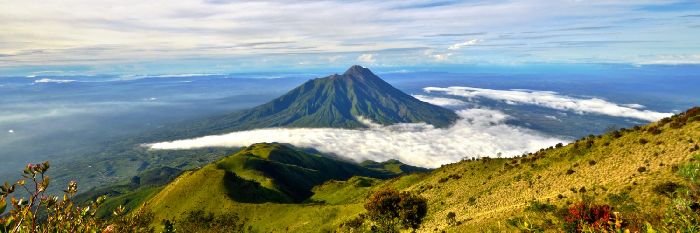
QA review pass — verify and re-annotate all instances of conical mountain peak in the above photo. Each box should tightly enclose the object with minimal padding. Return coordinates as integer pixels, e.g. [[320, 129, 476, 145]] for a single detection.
[[190, 66, 458, 132], [342, 65, 376, 78]]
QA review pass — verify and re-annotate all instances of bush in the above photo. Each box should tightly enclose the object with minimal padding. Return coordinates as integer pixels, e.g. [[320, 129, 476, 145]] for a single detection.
[[364, 189, 428, 231], [639, 138, 649, 145], [0, 161, 154, 233], [637, 166, 647, 173], [446, 212, 457, 226], [173, 210, 248, 233], [646, 126, 663, 135], [525, 200, 556, 213], [566, 169, 575, 175], [653, 182, 682, 197], [562, 202, 613, 232], [606, 191, 638, 212], [468, 197, 477, 205]]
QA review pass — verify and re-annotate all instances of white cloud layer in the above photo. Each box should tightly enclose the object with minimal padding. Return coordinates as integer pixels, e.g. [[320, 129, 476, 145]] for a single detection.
[[424, 86, 673, 122], [149, 108, 564, 168], [413, 94, 467, 107], [34, 78, 77, 84]]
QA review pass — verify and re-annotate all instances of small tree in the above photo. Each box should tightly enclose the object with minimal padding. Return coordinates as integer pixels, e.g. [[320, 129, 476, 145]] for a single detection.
[[0, 161, 154, 233], [364, 189, 427, 232]]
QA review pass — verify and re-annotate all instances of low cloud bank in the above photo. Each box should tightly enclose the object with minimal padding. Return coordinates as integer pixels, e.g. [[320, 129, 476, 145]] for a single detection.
[[425, 86, 673, 122], [34, 78, 76, 84], [149, 108, 564, 168], [413, 95, 467, 107]]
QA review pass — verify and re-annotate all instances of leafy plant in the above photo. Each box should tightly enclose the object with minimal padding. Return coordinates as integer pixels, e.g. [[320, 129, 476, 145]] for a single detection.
[[0, 161, 153, 233], [562, 201, 612, 232], [363, 189, 428, 232]]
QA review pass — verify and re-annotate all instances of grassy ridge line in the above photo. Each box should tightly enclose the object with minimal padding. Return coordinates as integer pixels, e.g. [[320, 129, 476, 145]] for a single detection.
[[139, 143, 427, 232], [405, 110, 699, 231]]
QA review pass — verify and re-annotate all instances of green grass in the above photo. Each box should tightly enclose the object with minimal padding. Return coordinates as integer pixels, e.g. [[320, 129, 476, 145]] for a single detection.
[[96, 186, 162, 218]]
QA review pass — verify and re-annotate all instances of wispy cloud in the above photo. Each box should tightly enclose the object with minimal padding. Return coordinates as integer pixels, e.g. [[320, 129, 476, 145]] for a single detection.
[[149, 108, 564, 168], [448, 39, 480, 50], [413, 94, 466, 107], [1, 0, 699, 73], [425, 86, 673, 122], [357, 54, 376, 63], [34, 78, 77, 84], [635, 54, 700, 65]]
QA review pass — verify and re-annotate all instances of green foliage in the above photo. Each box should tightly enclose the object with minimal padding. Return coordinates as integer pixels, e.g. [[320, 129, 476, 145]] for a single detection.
[[661, 155, 700, 232], [652, 182, 682, 197], [525, 200, 556, 213], [678, 155, 700, 184], [363, 189, 428, 232], [170, 210, 249, 233], [446, 212, 457, 226], [606, 191, 638, 212], [0, 161, 153, 233]]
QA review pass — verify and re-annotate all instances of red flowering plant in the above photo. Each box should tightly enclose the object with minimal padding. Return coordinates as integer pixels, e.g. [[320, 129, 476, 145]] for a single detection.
[[563, 201, 614, 232]]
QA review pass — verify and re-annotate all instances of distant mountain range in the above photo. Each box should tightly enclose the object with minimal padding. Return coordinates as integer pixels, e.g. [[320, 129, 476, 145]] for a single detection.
[[168, 65, 458, 137]]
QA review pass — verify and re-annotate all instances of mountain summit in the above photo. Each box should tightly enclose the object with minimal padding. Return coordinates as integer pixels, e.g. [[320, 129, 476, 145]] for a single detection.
[[170, 66, 458, 136]]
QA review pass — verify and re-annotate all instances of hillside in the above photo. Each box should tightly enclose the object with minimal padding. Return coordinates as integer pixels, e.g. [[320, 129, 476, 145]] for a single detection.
[[387, 107, 699, 231], [136, 143, 428, 230], [129, 107, 700, 232]]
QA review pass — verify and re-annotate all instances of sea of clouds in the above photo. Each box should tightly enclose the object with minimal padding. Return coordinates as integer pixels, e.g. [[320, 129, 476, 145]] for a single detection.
[[149, 107, 564, 168], [424, 86, 673, 122], [149, 86, 673, 168]]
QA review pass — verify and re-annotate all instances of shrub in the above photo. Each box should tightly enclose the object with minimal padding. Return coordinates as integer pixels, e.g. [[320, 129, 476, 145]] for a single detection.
[[468, 197, 477, 205], [678, 155, 700, 184], [0, 161, 154, 233], [653, 182, 682, 197], [588, 160, 597, 166], [611, 130, 622, 138], [606, 191, 638, 212], [646, 126, 663, 135], [566, 169, 575, 175], [364, 189, 428, 231], [446, 212, 457, 226], [637, 166, 647, 173], [639, 138, 649, 145], [562, 202, 613, 232], [525, 200, 556, 213], [174, 210, 248, 233]]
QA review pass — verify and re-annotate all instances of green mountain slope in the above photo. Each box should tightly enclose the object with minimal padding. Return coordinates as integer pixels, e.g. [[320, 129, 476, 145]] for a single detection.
[[141, 143, 425, 220], [133, 107, 699, 232], [168, 65, 458, 136]]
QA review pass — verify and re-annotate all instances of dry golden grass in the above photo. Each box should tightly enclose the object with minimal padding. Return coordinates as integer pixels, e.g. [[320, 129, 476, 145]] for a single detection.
[[404, 118, 700, 232]]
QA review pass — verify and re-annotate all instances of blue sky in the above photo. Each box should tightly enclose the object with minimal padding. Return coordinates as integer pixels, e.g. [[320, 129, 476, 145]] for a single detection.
[[1, 0, 699, 76]]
